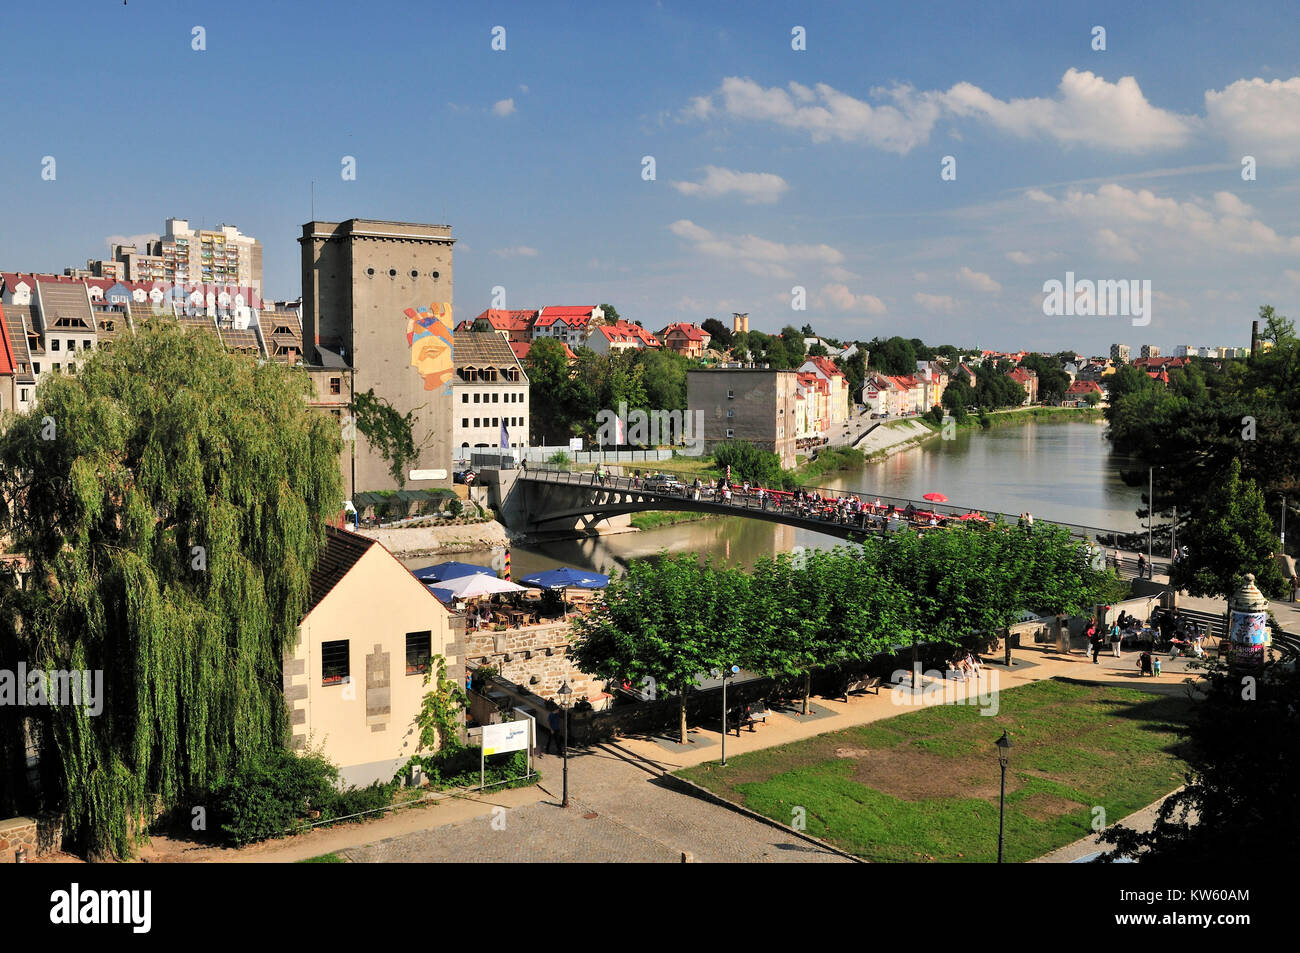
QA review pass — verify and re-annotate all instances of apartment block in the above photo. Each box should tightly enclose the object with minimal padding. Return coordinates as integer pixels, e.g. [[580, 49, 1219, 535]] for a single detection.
[[452, 331, 530, 457], [687, 367, 799, 468]]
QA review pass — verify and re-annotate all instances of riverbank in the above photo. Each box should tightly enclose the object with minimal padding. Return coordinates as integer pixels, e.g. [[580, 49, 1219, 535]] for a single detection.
[[357, 520, 515, 557]]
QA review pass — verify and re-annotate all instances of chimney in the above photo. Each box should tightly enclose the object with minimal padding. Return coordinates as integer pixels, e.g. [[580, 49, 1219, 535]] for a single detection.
[[1250, 319, 1259, 357]]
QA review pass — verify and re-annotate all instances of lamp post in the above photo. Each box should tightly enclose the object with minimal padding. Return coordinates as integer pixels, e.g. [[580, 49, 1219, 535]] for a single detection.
[[995, 730, 1013, 863], [719, 664, 739, 766], [558, 680, 572, 808]]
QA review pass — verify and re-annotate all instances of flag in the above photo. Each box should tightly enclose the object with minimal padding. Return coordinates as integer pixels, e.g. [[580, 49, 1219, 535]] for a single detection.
[[500, 419, 509, 449]]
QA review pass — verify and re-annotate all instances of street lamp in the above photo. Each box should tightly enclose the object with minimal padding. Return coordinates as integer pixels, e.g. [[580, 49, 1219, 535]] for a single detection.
[[995, 730, 1013, 863], [1148, 467, 1154, 579], [719, 665, 739, 766], [558, 680, 572, 808]]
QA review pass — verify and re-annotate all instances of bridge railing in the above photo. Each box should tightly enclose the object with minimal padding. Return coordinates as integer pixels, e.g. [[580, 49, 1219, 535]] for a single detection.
[[521, 464, 1162, 558]]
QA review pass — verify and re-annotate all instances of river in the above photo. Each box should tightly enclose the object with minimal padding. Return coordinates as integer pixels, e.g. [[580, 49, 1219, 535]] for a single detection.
[[403, 419, 1147, 578]]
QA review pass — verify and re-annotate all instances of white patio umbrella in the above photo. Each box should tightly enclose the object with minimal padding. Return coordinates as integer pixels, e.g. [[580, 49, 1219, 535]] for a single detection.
[[428, 573, 528, 602]]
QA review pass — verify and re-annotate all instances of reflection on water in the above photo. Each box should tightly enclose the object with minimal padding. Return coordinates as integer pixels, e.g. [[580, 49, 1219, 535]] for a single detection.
[[403, 421, 1145, 577]]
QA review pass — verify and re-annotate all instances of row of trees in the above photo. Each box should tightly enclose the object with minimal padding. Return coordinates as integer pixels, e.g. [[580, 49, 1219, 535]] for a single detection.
[[1105, 306, 1298, 597], [572, 526, 1110, 743]]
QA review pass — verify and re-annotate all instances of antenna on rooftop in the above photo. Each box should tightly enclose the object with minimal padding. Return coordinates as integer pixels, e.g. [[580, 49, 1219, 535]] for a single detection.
[[311, 180, 316, 221]]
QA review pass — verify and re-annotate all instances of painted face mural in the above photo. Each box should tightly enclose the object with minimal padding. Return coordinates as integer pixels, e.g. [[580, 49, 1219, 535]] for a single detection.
[[404, 302, 454, 392]]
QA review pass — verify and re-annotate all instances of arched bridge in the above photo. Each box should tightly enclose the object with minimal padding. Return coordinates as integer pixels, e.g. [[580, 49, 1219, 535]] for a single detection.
[[508, 465, 1161, 568]]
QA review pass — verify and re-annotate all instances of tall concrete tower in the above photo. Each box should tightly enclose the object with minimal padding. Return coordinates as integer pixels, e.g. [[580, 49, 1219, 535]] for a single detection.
[[300, 219, 455, 492], [732, 312, 749, 334]]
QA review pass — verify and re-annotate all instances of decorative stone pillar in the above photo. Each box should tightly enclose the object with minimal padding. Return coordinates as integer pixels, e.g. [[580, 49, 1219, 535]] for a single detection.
[[1228, 573, 1270, 674]]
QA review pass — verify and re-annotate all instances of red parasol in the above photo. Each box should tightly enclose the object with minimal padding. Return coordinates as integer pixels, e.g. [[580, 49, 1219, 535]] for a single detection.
[[923, 492, 948, 503]]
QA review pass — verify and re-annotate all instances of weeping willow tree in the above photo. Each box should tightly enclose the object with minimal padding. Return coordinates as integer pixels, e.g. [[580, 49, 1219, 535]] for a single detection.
[[0, 321, 342, 858]]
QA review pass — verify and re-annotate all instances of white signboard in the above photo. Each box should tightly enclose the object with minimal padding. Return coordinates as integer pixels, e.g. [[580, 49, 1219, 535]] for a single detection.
[[409, 469, 448, 481], [482, 720, 530, 756], [568, 438, 583, 451]]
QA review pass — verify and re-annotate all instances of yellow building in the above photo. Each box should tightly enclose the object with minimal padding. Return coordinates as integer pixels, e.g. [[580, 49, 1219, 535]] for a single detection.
[[285, 526, 459, 786]]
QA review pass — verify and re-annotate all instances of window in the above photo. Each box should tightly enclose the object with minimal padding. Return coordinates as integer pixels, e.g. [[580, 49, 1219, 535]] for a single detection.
[[68, 340, 77, 352], [20, 389, 28, 402], [321, 640, 349, 685], [53, 363, 61, 372], [491, 393, 498, 403], [474, 418, 480, 427], [51, 339, 60, 351], [68, 364, 76, 375], [491, 418, 498, 427], [410, 270, 419, 279], [32, 362, 40, 374], [461, 394, 468, 403], [473, 394, 480, 403], [727, 409, 735, 418], [405, 631, 432, 675], [727, 390, 735, 399], [83, 340, 91, 351], [329, 377, 341, 395], [388, 268, 397, 277], [431, 271, 439, 279], [726, 429, 735, 438]]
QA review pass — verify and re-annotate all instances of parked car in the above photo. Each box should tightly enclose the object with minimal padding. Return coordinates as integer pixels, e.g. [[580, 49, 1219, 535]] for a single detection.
[[643, 473, 684, 492]]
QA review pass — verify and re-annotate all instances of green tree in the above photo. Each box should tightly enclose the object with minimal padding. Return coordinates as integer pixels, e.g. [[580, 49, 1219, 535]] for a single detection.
[[598, 303, 620, 325], [0, 322, 342, 858], [700, 318, 733, 349], [1099, 657, 1300, 862], [570, 555, 748, 743], [868, 336, 917, 375], [524, 337, 575, 444], [1170, 458, 1287, 597], [711, 441, 786, 487], [780, 325, 807, 366]]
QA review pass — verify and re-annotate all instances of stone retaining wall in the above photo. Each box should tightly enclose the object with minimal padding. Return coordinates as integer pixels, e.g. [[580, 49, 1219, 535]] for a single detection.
[[462, 622, 602, 703], [0, 815, 62, 858]]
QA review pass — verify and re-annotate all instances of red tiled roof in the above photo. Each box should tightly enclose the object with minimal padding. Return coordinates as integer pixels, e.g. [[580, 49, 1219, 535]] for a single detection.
[[0, 303, 16, 376], [1066, 380, 1102, 395], [803, 356, 843, 379], [474, 308, 537, 332], [535, 306, 598, 328], [511, 340, 577, 361], [661, 322, 706, 341]]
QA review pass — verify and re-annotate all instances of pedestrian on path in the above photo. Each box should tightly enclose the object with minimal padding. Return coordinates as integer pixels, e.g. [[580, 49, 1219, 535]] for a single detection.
[[1090, 630, 1105, 664], [1111, 620, 1123, 658], [545, 701, 564, 755], [1137, 553, 1147, 579]]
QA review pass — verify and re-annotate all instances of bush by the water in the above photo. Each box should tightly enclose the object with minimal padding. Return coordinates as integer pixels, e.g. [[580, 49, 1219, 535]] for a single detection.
[[209, 748, 399, 846]]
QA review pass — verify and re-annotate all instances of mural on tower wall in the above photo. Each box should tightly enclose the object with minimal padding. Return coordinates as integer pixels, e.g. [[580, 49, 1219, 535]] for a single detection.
[[405, 302, 454, 393]]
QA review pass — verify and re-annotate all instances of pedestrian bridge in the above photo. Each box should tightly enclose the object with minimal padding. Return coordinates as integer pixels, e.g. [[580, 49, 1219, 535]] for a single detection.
[[496, 465, 1158, 566]]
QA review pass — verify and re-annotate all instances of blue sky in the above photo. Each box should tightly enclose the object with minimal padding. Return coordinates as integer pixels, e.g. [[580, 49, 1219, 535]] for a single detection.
[[3, 0, 1298, 355]]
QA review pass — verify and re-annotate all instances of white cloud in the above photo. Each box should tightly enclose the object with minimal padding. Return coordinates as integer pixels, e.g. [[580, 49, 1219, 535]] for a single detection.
[[491, 246, 539, 258], [1029, 183, 1300, 256], [668, 219, 845, 279], [957, 266, 1001, 293], [695, 76, 945, 153], [492, 98, 516, 117], [824, 265, 861, 282], [816, 283, 887, 314], [1205, 77, 1300, 164], [944, 69, 1196, 152], [671, 166, 790, 204], [913, 292, 957, 313], [1093, 228, 1141, 263], [1006, 250, 1061, 265]]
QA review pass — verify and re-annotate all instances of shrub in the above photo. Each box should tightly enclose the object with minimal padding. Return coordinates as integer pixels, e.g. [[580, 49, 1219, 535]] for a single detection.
[[447, 498, 464, 518], [548, 451, 570, 466], [209, 748, 399, 845]]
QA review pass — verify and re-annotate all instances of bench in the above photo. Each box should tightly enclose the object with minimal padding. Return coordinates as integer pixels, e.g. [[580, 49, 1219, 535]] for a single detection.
[[842, 675, 882, 701], [732, 700, 769, 735]]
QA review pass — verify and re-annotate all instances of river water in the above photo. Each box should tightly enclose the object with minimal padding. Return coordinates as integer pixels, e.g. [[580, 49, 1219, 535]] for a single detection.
[[404, 420, 1146, 578]]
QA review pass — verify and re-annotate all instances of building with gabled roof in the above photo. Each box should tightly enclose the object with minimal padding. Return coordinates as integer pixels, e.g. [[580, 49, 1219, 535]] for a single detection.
[[285, 524, 459, 786], [657, 322, 710, 359], [798, 355, 850, 424], [452, 331, 530, 456], [533, 305, 603, 349], [585, 319, 660, 355], [1005, 366, 1038, 405], [468, 308, 537, 342]]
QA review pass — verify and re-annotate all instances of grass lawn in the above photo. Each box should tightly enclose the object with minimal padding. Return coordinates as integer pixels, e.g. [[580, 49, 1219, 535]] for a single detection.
[[297, 852, 347, 863], [676, 678, 1192, 862]]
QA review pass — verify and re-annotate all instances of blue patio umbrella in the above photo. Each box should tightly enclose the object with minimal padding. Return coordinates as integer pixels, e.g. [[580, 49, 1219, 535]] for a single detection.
[[412, 560, 496, 583], [519, 567, 610, 590]]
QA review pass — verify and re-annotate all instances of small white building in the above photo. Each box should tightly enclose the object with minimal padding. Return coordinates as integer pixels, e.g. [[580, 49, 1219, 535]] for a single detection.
[[452, 331, 530, 459]]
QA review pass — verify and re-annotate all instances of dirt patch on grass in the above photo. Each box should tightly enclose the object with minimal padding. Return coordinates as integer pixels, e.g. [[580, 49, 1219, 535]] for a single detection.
[[847, 747, 1005, 801], [1018, 792, 1086, 822]]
